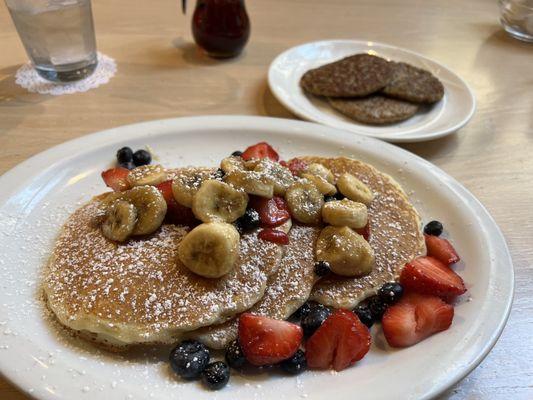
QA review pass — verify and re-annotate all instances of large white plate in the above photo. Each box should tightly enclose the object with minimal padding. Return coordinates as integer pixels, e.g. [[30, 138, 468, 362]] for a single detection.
[[268, 40, 476, 142], [0, 116, 512, 400]]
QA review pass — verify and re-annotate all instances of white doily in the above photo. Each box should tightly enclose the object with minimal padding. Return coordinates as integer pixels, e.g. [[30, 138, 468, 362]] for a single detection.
[[15, 52, 116, 96]]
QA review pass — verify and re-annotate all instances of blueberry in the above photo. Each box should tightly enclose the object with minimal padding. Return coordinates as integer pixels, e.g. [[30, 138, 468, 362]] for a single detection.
[[292, 302, 313, 320], [116, 146, 133, 164], [424, 220, 443, 236], [334, 192, 346, 201], [132, 149, 151, 166], [353, 304, 374, 328], [119, 161, 135, 170], [235, 209, 260, 233], [314, 261, 331, 277], [169, 340, 210, 379], [214, 168, 225, 180], [231, 150, 243, 157], [378, 282, 404, 305], [301, 303, 331, 337], [280, 349, 307, 375], [202, 361, 230, 390], [324, 195, 336, 202], [367, 296, 388, 321], [225, 340, 246, 369]]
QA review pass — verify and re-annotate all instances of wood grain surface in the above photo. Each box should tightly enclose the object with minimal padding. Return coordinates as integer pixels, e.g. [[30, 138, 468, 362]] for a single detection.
[[0, 0, 531, 398]]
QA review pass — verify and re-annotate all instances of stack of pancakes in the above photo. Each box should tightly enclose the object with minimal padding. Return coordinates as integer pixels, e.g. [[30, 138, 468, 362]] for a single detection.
[[43, 156, 425, 351]]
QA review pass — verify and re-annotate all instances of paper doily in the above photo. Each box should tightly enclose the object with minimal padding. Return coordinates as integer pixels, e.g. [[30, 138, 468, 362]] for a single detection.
[[15, 52, 117, 96]]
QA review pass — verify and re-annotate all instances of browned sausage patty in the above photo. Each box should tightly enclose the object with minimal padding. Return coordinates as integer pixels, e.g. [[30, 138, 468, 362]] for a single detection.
[[382, 62, 444, 104]]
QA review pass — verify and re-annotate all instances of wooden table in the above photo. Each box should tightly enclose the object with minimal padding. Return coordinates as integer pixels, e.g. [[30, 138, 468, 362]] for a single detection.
[[0, 0, 531, 398]]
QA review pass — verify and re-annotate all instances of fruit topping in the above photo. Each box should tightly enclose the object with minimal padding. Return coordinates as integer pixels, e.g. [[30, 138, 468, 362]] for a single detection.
[[306, 163, 335, 184], [306, 309, 371, 371], [378, 282, 404, 305], [241, 142, 279, 162], [321, 198, 368, 229], [286, 158, 308, 176], [254, 158, 295, 196], [314, 261, 331, 277], [202, 361, 230, 390], [172, 169, 215, 208], [285, 181, 324, 224], [132, 149, 151, 166], [424, 234, 460, 265], [355, 223, 370, 241], [234, 208, 261, 233], [249, 196, 290, 227], [101, 200, 137, 242], [301, 173, 337, 195], [336, 173, 374, 205], [123, 185, 167, 236], [301, 303, 331, 337], [192, 179, 248, 223], [127, 164, 167, 187], [155, 180, 197, 226], [258, 228, 289, 245], [280, 349, 307, 375], [238, 313, 303, 366], [382, 292, 454, 348], [400, 256, 466, 299], [316, 226, 374, 277], [225, 169, 275, 198], [367, 296, 388, 321], [352, 304, 374, 328], [169, 340, 210, 379], [424, 220, 443, 236], [293, 302, 313, 320], [116, 146, 133, 164], [178, 222, 240, 278], [101, 167, 130, 192], [225, 340, 246, 369], [231, 150, 243, 157]]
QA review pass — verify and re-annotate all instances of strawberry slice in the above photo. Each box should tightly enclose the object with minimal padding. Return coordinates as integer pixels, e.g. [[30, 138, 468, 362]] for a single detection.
[[382, 292, 454, 347], [155, 180, 197, 226], [286, 158, 308, 176], [306, 309, 371, 371], [425, 234, 460, 265], [241, 142, 279, 161], [101, 167, 130, 192], [249, 196, 290, 227], [238, 313, 303, 366], [400, 256, 466, 299], [258, 228, 289, 245]]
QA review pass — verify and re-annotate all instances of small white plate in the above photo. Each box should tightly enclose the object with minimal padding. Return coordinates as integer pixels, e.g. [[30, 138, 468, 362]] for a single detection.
[[0, 116, 512, 400], [268, 40, 476, 143]]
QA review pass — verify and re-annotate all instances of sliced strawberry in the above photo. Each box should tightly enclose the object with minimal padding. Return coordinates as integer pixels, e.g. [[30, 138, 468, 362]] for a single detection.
[[382, 292, 454, 347], [355, 223, 370, 241], [306, 309, 371, 371], [238, 313, 303, 366], [241, 142, 279, 162], [286, 158, 308, 176], [400, 256, 466, 299], [425, 234, 460, 265], [258, 228, 289, 245], [101, 167, 130, 192], [155, 180, 197, 226], [249, 196, 290, 227], [279, 160, 288, 168]]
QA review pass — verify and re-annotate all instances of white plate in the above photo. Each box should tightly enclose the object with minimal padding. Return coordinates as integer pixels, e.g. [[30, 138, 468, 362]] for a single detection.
[[0, 116, 512, 400], [268, 40, 476, 143]]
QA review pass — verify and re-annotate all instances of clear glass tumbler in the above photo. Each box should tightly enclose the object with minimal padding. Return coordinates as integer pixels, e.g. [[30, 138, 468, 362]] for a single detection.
[[499, 0, 533, 42], [5, 0, 98, 82]]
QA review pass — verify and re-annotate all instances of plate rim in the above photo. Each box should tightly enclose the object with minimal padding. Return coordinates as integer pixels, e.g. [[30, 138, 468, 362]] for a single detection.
[[267, 39, 477, 143], [0, 115, 512, 400]]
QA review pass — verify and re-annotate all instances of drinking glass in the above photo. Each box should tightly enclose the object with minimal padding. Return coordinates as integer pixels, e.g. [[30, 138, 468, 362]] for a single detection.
[[5, 0, 98, 82], [499, 0, 533, 42]]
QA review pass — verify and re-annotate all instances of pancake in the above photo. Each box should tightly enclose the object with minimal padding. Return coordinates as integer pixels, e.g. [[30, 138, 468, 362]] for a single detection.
[[295, 157, 425, 309], [328, 95, 419, 125], [43, 170, 283, 350], [187, 225, 320, 349], [300, 54, 393, 97], [382, 61, 444, 104]]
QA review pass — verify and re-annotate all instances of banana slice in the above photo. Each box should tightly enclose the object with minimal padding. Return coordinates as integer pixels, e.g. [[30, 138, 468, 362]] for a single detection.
[[224, 169, 274, 198], [172, 169, 216, 208], [101, 200, 137, 242], [336, 173, 374, 205], [307, 163, 335, 184], [178, 222, 240, 278], [254, 159, 295, 196], [123, 185, 167, 235], [301, 173, 337, 196], [220, 156, 245, 174], [127, 164, 167, 187], [285, 181, 324, 224], [316, 226, 374, 277], [276, 218, 292, 234], [192, 179, 248, 223], [322, 199, 368, 229]]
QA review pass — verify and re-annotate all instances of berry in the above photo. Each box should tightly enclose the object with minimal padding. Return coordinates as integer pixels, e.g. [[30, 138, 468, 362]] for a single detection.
[[132, 149, 151, 166], [249, 196, 290, 227], [238, 313, 303, 366], [292, 302, 313, 320], [118, 161, 135, 170], [424, 234, 460, 265], [324, 195, 336, 202], [231, 150, 243, 157], [225, 340, 246, 369], [155, 180, 197, 226], [334, 192, 346, 201], [235, 208, 260, 233], [314, 261, 331, 277], [353, 304, 374, 328], [169, 340, 210, 379], [241, 142, 279, 162], [101, 167, 130, 192], [400, 256, 466, 299], [424, 220, 443, 236], [116, 146, 133, 164], [286, 158, 308, 176], [280, 349, 307, 375], [202, 361, 230, 390], [378, 282, 404, 305], [306, 309, 371, 371], [382, 292, 454, 348], [214, 168, 225, 180], [258, 228, 289, 245], [367, 296, 388, 321], [301, 303, 331, 337]]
